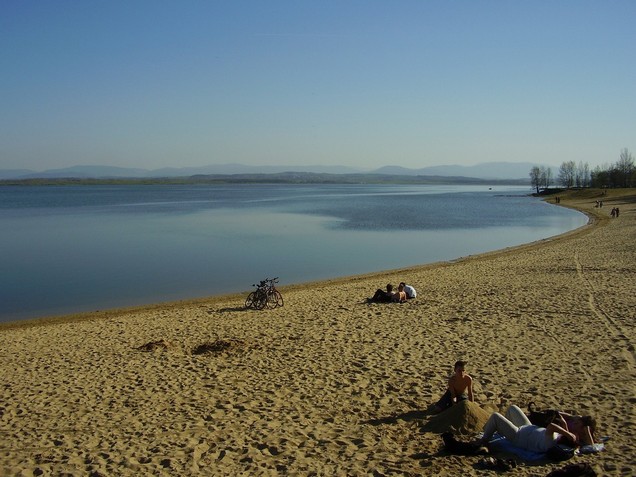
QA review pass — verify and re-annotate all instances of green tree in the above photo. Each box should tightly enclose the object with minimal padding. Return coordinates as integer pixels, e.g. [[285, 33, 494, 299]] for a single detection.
[[591, 165, 609, 188]]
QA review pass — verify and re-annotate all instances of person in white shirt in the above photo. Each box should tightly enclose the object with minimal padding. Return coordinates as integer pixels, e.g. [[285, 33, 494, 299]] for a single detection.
[[400, 282, 417, 299]]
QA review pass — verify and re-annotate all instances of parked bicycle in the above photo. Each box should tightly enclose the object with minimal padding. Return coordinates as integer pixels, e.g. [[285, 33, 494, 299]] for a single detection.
[[245, 277, 284, 310]]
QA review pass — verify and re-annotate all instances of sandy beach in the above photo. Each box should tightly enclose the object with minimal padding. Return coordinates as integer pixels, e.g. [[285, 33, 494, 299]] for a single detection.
[[1, 188, 634, 476]]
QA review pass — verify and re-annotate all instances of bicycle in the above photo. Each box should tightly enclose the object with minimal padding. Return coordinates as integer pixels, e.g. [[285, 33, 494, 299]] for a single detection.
[[245, 277, 284, 310]]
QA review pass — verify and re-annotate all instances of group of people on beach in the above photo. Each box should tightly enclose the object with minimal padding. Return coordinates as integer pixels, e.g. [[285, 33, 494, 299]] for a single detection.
[[595, 199, 620, 217], [369, 282, 417, 303], [476, 406, 596, 451], [368, 283, 601, 456], [434, 361, 597, 454]]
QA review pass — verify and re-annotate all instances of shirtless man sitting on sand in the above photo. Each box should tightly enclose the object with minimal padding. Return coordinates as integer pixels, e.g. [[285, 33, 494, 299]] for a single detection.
[[434, 361, 474, 413]]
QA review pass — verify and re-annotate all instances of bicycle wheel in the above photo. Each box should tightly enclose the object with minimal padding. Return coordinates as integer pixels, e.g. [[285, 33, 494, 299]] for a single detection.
[[245, 291, 258, 309], [267, 290, 284, 308], [254, 291, 268, 310], [273, 290, 284, 307], [265, 290, 276, 309]]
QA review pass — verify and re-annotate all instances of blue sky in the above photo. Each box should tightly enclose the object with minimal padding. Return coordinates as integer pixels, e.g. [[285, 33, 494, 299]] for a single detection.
[[1, 1, 634, 171]]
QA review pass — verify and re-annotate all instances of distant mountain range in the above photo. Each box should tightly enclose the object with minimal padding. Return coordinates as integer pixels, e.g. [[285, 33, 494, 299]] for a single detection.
[[371, 162, 544, 180], [0, 162, 543, 181]]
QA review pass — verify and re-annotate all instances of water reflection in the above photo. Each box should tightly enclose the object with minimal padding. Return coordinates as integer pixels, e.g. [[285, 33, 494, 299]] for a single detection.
[[0, 185, 587, 321]]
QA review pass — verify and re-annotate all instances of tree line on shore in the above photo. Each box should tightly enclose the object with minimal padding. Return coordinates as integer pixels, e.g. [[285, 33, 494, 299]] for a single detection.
[[530, 148, 635, 193]]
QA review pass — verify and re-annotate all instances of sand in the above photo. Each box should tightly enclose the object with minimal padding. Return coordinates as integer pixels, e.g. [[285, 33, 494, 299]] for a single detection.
[[1, 188, 634, 476]]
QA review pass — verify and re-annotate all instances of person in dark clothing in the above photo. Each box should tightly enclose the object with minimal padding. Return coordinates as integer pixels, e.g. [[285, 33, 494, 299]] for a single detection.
[[370, 284, 395, 303]]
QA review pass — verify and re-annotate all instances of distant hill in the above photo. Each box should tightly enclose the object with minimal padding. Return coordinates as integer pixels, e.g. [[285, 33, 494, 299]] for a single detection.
[[0, 172, 530, 187], [0, 162, 542, 181], [371, 162, 543, 180], [0, 164, 364, 180], [8, 165, 151, 179], [149, 164, 363, 177], [0, 169, 35, 180]]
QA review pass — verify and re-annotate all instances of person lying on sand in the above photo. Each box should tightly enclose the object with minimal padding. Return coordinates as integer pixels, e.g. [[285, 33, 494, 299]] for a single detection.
[[399, 282, 417, 299], [475, 405, 578, 453], [528, 403, 597, 446], [434, 361, 474, 412], [391, 283, 408, 303], [370, 284, 396, 303], [556, 412, 596, 446]]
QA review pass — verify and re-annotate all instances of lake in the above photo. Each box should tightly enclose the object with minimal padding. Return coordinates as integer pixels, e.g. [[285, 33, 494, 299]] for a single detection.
[[0, 184, 587, 322]]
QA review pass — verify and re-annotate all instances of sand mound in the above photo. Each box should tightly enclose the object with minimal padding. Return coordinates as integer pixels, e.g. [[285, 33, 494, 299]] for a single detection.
[[422, 401, 493, 435], [136, 339, 172, 352]]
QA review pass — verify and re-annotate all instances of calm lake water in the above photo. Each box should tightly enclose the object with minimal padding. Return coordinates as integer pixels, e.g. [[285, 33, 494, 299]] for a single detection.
[[0, 184, 587, 322]]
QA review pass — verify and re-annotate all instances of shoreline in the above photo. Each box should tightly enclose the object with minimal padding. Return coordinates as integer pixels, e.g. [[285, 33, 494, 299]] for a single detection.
[[1, 188, 634, 476], [1, 192, 595, 330]]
